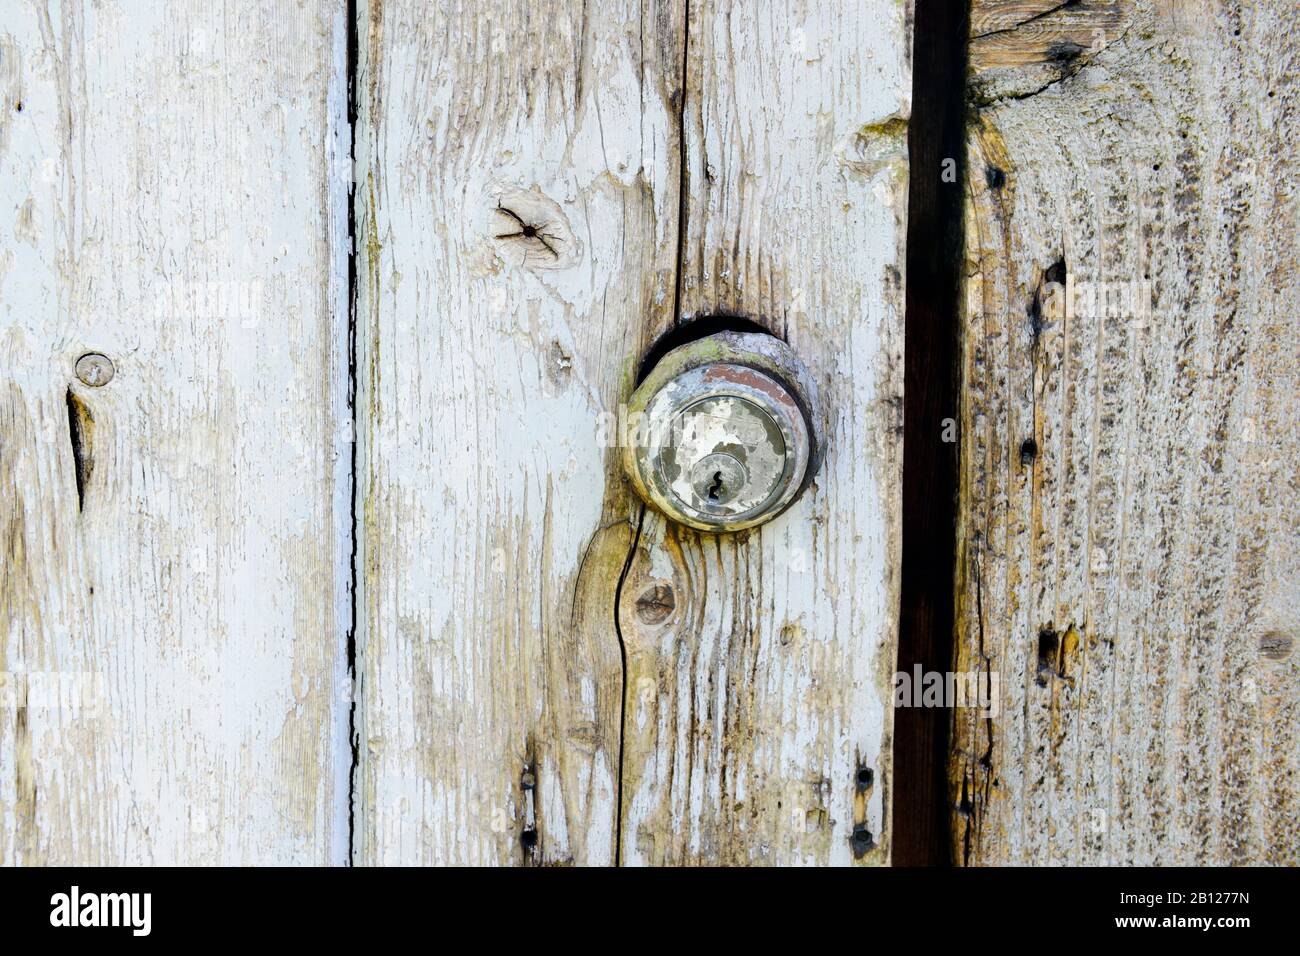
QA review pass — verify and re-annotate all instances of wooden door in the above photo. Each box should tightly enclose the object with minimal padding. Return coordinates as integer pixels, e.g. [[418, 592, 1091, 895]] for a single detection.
[[6, 0, 1298, 869], [352, 0, 911, 865]]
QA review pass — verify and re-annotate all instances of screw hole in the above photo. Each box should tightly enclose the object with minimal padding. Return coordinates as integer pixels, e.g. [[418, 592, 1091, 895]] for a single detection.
[[850, 825, 876, 857]]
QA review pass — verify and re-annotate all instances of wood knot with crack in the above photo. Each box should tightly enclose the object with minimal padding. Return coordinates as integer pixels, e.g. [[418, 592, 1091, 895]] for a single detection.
[[488, 188, 579, 270]]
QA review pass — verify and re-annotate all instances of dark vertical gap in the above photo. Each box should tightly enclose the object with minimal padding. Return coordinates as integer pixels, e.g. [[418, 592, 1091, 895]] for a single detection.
[[345, 0, 360, 868], [894, 0, 970, 866], [670, 0, 690, 327]]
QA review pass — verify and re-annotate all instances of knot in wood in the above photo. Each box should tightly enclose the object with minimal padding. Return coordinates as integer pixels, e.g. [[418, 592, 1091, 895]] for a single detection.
[[635, 584, 676, 625]]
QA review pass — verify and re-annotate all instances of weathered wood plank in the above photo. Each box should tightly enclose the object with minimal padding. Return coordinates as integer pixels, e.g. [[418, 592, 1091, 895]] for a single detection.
[[953, 0, 1300, 865], [618, 0, 911, 864], [0, 1, 351, 863], [353, 0, 683, 865]]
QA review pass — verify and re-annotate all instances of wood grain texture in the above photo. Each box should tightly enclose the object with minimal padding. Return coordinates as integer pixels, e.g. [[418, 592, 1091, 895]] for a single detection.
[[0, 1, 351, 863], [954, 0, 1300, 865], [352, 0, 684, 865], [618, 0, 911, 865], [969, 0, 1130, 103]]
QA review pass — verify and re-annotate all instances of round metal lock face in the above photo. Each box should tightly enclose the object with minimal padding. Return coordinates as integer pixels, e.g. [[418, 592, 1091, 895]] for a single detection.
[[631, 359, 813, 532]]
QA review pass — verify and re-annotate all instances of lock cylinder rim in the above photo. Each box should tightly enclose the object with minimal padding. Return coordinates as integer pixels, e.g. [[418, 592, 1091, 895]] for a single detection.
[[623, 331, 820, 533]]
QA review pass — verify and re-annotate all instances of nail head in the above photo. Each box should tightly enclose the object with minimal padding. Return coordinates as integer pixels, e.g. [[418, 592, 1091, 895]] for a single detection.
[[75, 353, 115, 388]]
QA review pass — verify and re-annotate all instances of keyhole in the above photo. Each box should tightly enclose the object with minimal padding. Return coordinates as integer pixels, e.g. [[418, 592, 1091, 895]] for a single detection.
[[707, 471, 724, 500]]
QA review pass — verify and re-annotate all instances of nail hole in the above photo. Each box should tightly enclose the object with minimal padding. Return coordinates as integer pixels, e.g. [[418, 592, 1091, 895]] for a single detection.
[[492, 201, 561, 261], [850, 825, 876, 858], [856, 767, 874, 791], [1019, 438, 1038, 465], [1035, 627, 1059, 687], [520, 828, 538, 851]]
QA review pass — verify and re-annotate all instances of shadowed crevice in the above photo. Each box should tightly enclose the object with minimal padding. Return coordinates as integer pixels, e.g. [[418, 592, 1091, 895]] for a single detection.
[[65, 388, 93, 513], [894, 0, 971, 866], [345, 0, 361, 868]]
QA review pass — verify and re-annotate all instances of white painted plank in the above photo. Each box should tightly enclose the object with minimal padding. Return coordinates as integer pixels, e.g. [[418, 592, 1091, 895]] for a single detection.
[[618, 0, 911, 865], [353, 0, 683, 865], [0, 0, 350, 864]]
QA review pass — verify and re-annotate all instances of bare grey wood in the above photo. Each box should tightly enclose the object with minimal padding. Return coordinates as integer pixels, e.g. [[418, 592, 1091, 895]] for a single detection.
[[953, 0, 1300, 865]]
